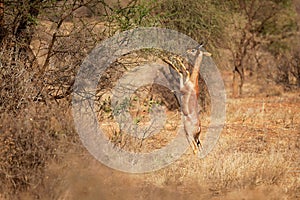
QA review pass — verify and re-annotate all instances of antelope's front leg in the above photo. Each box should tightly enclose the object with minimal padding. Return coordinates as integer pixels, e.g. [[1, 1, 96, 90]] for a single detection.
[[162, 57, 181, 76], [175, 56, 190, 79], [163, 57, 185, 91]]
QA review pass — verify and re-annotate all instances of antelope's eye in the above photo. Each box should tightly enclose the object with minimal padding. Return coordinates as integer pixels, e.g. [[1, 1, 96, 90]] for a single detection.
[[191, 49, 197, 54]]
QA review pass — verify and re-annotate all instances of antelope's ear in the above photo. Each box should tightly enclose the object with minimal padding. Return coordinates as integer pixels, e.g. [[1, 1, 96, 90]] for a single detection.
[[203, 52, 212, 57], [187, 48, 197, 55]]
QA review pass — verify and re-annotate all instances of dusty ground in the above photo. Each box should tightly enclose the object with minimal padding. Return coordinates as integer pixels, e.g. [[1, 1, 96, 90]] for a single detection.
[[2, 68, 299, 200], [28, 87, 298, 200]]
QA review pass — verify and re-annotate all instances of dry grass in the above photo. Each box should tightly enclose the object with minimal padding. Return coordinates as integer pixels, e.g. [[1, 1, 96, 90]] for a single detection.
[[16, 92, 296, 200], [0, 50, 299, 199], [139, 94, 300, 199], [0, 101, 81, 199], [1, 68, 299, 200], [1, 95, 297, 200]]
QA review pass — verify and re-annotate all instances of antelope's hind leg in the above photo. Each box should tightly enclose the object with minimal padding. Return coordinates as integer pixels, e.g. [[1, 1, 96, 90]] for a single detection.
[[194, 128, 202, 150], [187, 134, 199, 154], [195, 137, 202, 151]]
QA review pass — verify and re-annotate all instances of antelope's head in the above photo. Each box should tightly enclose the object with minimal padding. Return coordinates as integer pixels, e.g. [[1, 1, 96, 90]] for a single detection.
[[186, 44, 212, 62]]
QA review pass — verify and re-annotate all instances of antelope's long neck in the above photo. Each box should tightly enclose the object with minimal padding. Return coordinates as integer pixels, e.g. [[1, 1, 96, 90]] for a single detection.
[[190, 51, 203, 97]]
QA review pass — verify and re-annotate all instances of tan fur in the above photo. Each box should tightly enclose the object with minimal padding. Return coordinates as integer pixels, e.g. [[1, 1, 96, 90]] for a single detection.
[[163, 47, 211, 154]]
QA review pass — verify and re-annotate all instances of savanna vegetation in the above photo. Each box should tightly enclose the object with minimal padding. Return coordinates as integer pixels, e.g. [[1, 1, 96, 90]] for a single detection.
[[0, 0, 299, 199]]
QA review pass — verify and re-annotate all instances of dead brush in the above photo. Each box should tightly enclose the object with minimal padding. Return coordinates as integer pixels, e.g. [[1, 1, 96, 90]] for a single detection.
[[0, 101, 78, 198], [0, 110, 52, 196]]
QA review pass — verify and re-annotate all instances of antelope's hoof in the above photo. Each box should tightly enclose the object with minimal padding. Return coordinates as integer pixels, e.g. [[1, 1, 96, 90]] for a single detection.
[[193, 149, 198, 155], [192, 144, 199, 155]]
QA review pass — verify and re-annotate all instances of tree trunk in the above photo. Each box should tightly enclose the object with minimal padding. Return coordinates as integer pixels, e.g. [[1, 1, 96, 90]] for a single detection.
[[0, 1, 3, 26], [232, 65, 244, 97], [232, 69, 239, 98], [0, 0, 5, 43]]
